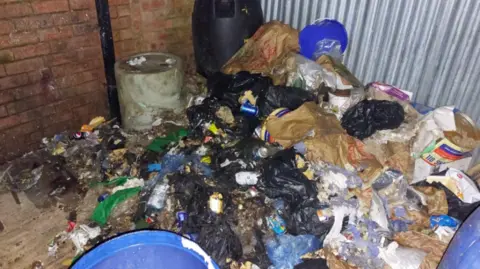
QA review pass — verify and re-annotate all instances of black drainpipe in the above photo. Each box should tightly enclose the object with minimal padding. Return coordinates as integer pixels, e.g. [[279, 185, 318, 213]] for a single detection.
[[95, 0, 121, 123]]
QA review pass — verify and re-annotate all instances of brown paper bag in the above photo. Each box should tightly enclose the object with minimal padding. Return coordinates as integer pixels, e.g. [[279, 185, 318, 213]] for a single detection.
[[265, 102, 321, 148], [305, 134, 383, 186], [222, 21, 299, 85], [393, 231, 447, 269], [414, 186, 449, 215]]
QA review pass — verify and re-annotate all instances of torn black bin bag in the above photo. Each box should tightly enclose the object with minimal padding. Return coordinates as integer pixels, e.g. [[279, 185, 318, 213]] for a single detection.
[[341, 99, 405, 140], [259, 148, 317, 209], [285, 198, 334, 238], [208, 71, 271, 113], [196, 217, 243, 269], [186, 97, 221, 135], [294, 258, 328, 269], [414, 180, 480, 221], [256, 85, 317, 117]]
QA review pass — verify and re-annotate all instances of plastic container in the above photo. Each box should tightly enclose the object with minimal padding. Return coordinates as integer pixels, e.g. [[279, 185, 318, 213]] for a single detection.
[[192, 0, 263, 77], [114, 52, 185, 131], [300, 19, 348, 60], [72, 230, 219, 269], [438, 206, 480, 269]]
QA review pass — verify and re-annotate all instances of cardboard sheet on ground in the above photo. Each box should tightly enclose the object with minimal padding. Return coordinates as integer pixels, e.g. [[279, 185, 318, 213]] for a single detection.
[[265, 102, 319, 148], [222, 21, 299, 85], [393, 231, 447, 269], [305, 134, 383, 186]]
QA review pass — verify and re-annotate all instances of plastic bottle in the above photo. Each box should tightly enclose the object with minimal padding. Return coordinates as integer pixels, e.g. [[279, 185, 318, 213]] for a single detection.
[[146, 178, 169, 213]]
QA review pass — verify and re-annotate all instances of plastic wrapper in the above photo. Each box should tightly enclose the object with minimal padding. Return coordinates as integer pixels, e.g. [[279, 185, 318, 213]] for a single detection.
[[256, 85, 317, 118], [315, 166, 363, 203], [259, 149, 317, 209], [379, 242, 427, 269], [341, 100, 405, 140], [394, 231, 447, 269], [286, 54, 330, 91], [266, 234, 321, 269]]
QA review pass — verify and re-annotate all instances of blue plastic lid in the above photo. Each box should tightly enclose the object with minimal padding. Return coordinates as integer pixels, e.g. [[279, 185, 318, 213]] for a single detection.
[[300, 19, 348, 60], [72, 230, 219, 269]]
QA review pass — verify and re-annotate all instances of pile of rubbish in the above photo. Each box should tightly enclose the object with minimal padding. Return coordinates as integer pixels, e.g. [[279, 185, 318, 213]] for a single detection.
[[2, 20, 480, 269]]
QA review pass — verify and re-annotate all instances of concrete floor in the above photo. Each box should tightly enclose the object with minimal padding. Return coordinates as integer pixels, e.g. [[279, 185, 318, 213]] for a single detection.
[[0, 191, 71, 269]]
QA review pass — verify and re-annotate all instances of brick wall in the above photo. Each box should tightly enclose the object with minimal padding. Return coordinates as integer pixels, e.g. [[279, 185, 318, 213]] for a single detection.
[[0, 0, 195, 162], [112, 0, 194, 70]]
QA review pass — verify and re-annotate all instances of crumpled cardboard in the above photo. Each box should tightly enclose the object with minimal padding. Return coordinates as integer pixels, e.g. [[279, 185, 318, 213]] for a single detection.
[[318, 248, 356, 269], [305, 133, 383, 186], [366, 83, 420, 120], [414, 186, 449, 215], [265, 102, 319, 148], [222, 21, 299, 85], [393, 231, 447, 269]]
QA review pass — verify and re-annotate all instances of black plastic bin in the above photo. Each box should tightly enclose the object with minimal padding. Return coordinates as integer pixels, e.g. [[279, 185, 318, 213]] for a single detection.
[[192, 0, 263, 77]]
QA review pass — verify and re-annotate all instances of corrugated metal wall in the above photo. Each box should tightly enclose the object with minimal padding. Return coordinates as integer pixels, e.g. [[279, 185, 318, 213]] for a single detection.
[[260, 0, 480, 124]]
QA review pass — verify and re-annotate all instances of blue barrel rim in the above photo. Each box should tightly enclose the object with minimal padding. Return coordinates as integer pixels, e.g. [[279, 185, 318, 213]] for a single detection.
[[71, 230, 219, 269], [299, 18, 349, 59]]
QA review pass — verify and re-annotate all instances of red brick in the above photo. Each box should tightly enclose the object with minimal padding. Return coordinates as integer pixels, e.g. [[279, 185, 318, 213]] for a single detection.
[[0, 65, 5, 77], [39, 26, 73, 41], [42, 110, 73, 127], [5, 32, 39, 49], [69, 0, 95, 10], [111, 16, 131, 30], [61, 79, 100, 98], [0, 105, 7, 118], [7, 121, 42, 136], [109, 6, 118, 18], [110, 0, 129, 6], [0, 3, 33, 19], [12, 15, 55, 31], [117, 5, 130, 17], [0, 114, 29, 130], [77, 46, 102, 60], [0, 50, 14, 64], [43, 51, 75, 66], [0, 20, 14, 35], [6, 95, 46, 114], [32, 0, 69, 14], [42, 119, 74, 138], [0, 90, 14, 105], [11, 43, 51, 60], [29, 131, 43, 143], [72, 23, 98, 36], [20, 103, 56, 119], [0, 73, 30, 90], [115, 39, 136, 52], [5, 58, 44, 75], [55, 69, 100, 88], [53, 10, 98, 25], [13, 84, 43, 99], [50, 32, 98, 53], [51, 57, 102, 77]]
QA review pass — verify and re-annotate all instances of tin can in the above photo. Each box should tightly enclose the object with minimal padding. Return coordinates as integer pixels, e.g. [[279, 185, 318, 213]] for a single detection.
[[258, 108, 291, 143], [97, 193, 109, 202], [240, 101, 259, 116], [209, 192, 223, 214]]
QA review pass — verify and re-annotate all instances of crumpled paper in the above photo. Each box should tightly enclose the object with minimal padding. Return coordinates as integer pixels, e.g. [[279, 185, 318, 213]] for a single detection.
[[393, 231, 448, 269], [222, 21, 299, 85]]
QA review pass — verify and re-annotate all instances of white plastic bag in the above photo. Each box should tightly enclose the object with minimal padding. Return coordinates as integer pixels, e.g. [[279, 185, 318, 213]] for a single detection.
[[379, 242, 427, 269]]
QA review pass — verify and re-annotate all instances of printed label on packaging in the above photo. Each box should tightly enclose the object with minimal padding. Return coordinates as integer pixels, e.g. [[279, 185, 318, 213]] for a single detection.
[[421, 138, 469, 165]]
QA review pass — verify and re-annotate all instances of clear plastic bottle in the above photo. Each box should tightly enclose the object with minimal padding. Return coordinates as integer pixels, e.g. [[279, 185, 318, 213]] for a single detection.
[[146, 177, 169, 212]]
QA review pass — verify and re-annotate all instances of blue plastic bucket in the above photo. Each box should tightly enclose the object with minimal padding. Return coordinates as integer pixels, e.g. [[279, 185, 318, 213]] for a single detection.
[[300, 19, 348, 60], [72, 230, 219, 269], [438, 207, 480, 269]]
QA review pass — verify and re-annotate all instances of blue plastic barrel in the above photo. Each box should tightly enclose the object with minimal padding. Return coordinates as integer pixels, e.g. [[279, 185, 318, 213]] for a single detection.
[[299, 19, 348, 60], [438, 206, 480, 269], [72, 230, 219, 269]]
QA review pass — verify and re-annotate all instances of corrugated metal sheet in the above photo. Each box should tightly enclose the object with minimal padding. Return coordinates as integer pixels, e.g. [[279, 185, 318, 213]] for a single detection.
[[260, 0, 480, 124]]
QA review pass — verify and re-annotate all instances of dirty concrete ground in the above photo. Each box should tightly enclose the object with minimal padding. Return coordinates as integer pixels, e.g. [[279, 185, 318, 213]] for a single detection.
[[0, 191, 71, 269]]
